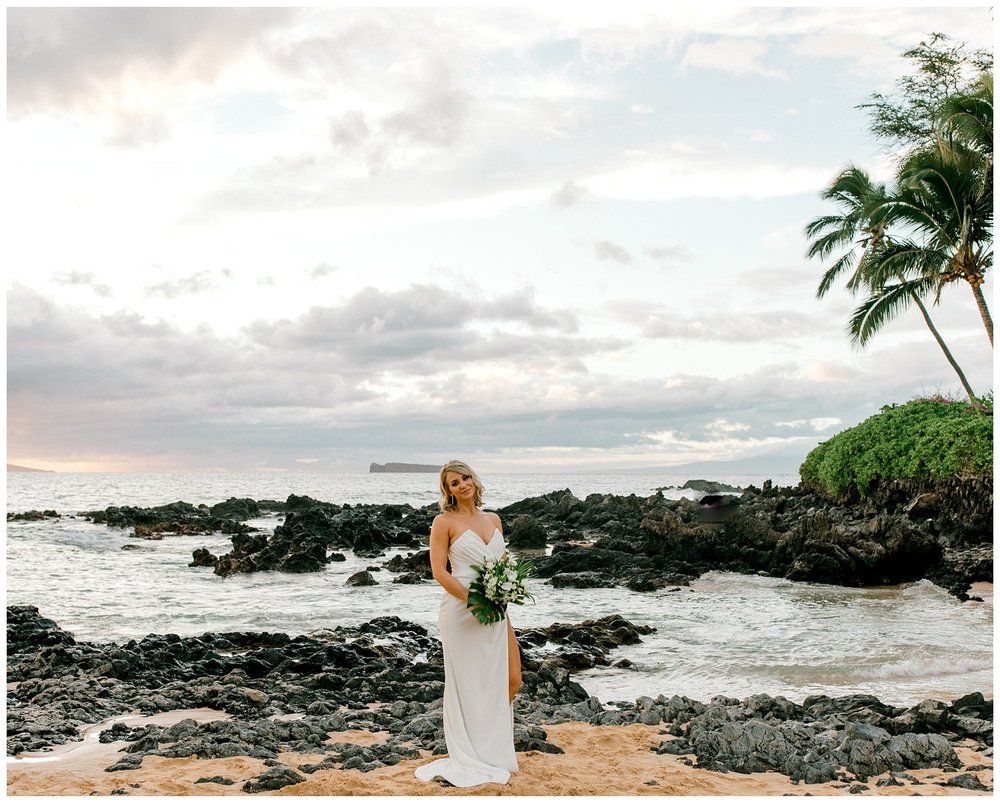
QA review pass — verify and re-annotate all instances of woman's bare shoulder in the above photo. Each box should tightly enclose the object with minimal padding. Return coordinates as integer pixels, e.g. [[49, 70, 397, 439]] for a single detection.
[[485, 510, 502, 529], [431, 512, 456, 533]]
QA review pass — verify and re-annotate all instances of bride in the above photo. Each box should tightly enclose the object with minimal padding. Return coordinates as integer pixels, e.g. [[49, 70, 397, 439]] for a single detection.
[[413, 460, 521, 787]]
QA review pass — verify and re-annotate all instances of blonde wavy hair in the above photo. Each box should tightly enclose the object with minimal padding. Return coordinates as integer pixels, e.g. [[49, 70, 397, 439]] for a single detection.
[[438, 460, 485, 512]]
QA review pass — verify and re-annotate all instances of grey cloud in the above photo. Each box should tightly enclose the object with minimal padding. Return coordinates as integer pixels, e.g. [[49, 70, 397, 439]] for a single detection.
[[8, 7, 292, 143], [551, 180, 590, 208], [243, 284, 602, 375], [10, 283, 989, 471], [330, 110, 370, 151], [54, 271, 112, 297], [309, 263, 340, 279], [145, 271, 216, 299], [645, 245, 690, 263], [329, 88, 474, 175], [382, 88, 473, 148], [594, 240, 633, 265], [484, 289, 578, 334], [641, 309, 829, 342]]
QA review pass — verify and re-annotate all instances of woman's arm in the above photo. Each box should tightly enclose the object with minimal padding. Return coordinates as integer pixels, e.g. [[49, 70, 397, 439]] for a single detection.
[[428, 515, 469, 603], [487, 511, 507, 559]]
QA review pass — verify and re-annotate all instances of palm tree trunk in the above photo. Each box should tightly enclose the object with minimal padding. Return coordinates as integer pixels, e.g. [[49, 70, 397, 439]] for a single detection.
[[911, 292, 984, 410], [969, 281, 993, 347]]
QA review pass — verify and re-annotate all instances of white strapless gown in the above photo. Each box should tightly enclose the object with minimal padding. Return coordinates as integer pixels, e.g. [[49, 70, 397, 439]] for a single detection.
[[414, 528, 518, 787]]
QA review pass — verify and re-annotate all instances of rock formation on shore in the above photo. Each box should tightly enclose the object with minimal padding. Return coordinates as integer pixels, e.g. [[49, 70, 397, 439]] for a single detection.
[[56, 476, 991, 598], [6, 606, 992, 791]]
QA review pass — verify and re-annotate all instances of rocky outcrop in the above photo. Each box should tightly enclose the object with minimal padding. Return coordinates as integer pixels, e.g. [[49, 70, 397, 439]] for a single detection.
[[7, 606, 991, 790], [192, 498, 432, 577], [506, 515, 547, 549], [645, 691, 989, 785], [7, 510, 61, 522], [77, 478, 990, 592], [509, 479, 990, 598], [82, 501, 257, 539], [657, 479, 744, 493]]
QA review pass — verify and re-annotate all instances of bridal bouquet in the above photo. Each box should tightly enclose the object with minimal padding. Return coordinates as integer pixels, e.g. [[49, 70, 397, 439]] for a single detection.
[[466, 555, 535, 625]]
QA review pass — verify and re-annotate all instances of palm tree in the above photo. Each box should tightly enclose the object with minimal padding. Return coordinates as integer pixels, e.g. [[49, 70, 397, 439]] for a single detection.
[[888, 140, 992, 346], [805, 166, 982, 407], [917, 72, 993, 344]]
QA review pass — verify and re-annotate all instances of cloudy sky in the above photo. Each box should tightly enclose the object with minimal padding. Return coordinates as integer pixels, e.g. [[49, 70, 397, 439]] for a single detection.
[[6, 5, 994, 473]]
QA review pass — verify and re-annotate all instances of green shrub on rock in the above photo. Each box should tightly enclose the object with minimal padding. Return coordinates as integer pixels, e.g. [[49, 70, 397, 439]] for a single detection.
[[800, 397, 993, 497]]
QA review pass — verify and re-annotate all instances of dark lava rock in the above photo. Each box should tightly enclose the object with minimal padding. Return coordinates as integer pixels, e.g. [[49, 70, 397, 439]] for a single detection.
[[384, 550, 434, 579], [7, 604, 77, 654], [195, 776, 235, 785], [550, 571, 615, 589], [82, 500, 255, 540], [505, 477, 988, 598], [7, 510, 61, 521], [202, 497, 426, 577], [189, 548, 218, 568], [242, 765, 305, 793], [209, 497, 260, 521], [392, 572, 425, 584], [682, 479, 743, 493], [105, 754, 144, 772], [506, 515, 547, 549], [945, 773, 990, 791], [347, 571, 378, 587], [7, 604, 988, 790]]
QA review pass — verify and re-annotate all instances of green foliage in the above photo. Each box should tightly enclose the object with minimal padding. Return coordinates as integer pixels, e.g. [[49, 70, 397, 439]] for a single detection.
[[799, 397, 993, 496], [466, 555, 535, 626], [858, 32, 992, 157]]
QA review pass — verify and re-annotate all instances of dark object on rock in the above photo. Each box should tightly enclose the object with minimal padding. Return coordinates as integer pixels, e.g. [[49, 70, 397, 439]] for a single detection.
[[507, 515, 547, 549], [195, 776, 235, 785], [697, 496, 739, 523], [346, 571, 377, 586], [393, 572, 425, 584], [242, 765, 305, 793]]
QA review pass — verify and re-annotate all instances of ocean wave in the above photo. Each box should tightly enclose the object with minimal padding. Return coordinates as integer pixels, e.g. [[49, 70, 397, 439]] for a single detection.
[[862, 654, 994, 681]]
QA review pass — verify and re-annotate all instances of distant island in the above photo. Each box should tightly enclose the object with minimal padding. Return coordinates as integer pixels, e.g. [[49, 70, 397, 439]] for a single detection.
[[7, 464, 52, 473], [369, 462, 439, 474]]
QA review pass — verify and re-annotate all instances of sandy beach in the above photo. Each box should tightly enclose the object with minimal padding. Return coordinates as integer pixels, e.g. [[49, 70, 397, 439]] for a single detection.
[[7, 711, 993, 796]]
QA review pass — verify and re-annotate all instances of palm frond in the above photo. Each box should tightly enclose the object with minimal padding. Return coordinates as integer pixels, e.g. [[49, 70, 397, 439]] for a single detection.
[[848, 282, 920, 349]]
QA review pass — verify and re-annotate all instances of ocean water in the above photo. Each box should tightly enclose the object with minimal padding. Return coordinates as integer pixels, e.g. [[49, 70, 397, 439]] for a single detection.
[[6, 471, 993, 708]]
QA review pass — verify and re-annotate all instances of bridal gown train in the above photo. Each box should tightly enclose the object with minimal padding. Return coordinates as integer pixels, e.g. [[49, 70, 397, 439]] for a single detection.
[[414, 528, 518, 787]]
